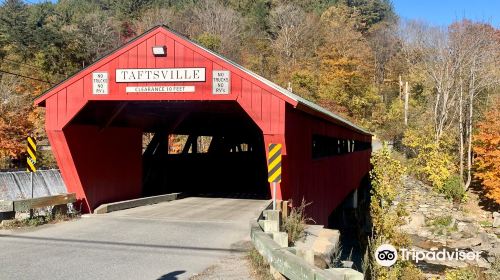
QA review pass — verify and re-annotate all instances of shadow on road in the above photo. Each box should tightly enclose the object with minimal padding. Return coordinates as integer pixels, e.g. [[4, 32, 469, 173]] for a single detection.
[[157, 270, 186, 280], [0, 234, 246, 253]]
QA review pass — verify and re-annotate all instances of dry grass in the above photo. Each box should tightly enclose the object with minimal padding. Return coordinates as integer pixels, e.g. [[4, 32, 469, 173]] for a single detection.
[[247, 247, 274, 280], [0, 207, 79, 230], [281, 198, 314, 245]]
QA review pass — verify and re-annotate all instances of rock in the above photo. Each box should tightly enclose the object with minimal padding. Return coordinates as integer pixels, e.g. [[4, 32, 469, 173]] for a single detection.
[[401, 213, 425, 232], [449, 237, 482, 249], [479, 232, 496, 245], [417, 229, 432, 238], [476, 257, 491, 269], [487, 246, 500, 256], [457, 222, 468, 232], [493, 212, 500, 228], [450, 232, 463, 240]]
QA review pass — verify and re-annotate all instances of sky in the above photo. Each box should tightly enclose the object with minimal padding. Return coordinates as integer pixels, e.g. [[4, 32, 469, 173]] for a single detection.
[[392, 0, 500, 27]]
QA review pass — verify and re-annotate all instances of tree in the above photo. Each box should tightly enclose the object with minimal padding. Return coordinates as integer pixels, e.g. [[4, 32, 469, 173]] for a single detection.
[[0, 75, 35, 168], [187, 0, 242, 59], [134, 7, 175, 33], [451, 21, 500, 190], [0, 0, 31, 60], [317, 5, 379, 121], [400, 21, 461, 143], [473, 95, 500, 204], [268, 4, 312, 67]]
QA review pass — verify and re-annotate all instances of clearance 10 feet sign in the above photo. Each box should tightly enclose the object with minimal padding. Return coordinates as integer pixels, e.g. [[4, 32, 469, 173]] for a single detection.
[[92, 68, 230, 95]]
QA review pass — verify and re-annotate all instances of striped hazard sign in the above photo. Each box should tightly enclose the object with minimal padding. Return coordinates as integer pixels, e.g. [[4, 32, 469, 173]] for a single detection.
[[267, 143, 282, 183], [26, 136, 37, 173]]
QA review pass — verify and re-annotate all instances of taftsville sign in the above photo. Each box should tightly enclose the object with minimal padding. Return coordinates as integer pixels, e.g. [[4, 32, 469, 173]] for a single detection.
[[116, 68, 205, 83]]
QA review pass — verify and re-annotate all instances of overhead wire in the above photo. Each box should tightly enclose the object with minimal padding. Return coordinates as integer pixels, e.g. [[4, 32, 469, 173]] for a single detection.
[[1, 58, 44, 70], [0, 69, 53, 84]]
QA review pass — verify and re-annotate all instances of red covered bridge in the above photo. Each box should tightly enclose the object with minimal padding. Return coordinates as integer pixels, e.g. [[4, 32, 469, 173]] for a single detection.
[[34, 26, 371, 225]]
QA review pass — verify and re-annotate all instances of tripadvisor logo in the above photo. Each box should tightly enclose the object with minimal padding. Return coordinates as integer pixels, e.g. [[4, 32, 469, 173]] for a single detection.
[[375, 244, 398, 267], [374, 244, 481, 267]]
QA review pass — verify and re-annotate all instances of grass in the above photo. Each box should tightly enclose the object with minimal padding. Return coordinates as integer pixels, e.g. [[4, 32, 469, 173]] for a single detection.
[[427, 215, 457, 236], [430, 215, 453, 227], [479, 220, 492, 228], [0, 207, 79, 230], [281, 198, 314, 245], [247, 247, 274, 280]]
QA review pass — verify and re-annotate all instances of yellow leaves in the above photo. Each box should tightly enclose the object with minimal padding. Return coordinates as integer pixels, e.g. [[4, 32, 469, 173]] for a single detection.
[[403, 126, 457, 191], [473, 95, 500, 204]]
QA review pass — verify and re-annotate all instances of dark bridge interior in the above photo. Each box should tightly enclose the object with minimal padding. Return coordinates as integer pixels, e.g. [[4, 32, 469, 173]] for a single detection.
[[72, 101, 270, 199]]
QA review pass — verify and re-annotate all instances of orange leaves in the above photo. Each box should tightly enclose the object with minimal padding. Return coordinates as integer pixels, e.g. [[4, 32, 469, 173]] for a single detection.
[[473, 96, 500, 204]]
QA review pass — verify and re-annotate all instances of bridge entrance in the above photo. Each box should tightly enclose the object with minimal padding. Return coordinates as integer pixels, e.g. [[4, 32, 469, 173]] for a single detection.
[[69, 100, 270, 202]]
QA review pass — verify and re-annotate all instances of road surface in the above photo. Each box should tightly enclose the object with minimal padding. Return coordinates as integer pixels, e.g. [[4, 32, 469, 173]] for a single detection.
[[0, 197, 269, 280]]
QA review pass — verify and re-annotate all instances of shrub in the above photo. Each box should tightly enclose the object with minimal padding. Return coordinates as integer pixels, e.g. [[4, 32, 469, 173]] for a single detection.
[[441, 175, 466, 202], [444, 266, 483, 280], [430, 215, 453, 227], [367, 144, 424, 279], [282, 198, 314, 245], [403, 126, 456, 190], [369, 144, 409, 246]]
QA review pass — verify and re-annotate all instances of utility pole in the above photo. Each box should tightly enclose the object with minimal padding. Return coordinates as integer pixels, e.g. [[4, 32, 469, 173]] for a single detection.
[[404, 81, 409, 126]]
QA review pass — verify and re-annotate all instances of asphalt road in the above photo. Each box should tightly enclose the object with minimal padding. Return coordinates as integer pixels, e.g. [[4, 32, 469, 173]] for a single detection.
[[0, 197, 270, 280]]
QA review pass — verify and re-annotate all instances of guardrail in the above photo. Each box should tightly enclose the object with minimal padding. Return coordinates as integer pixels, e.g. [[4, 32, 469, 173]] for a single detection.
[[0, 193, 76, 221], [250, 202, 363, 280]]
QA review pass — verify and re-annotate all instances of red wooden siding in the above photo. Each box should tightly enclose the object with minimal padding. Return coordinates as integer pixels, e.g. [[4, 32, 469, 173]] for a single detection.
[[282, 105, 371, 225], [35, 26, 371, 221]]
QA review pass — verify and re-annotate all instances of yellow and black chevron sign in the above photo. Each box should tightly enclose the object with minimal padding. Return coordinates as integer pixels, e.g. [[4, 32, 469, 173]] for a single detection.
[[26, 136, 36, 173], [268, 143, 282, 183]]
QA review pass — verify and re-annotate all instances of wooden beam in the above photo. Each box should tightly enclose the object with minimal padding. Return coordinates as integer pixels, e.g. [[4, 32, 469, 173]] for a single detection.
[[12, 193, 77, 212], [0, 201, 13, 212]]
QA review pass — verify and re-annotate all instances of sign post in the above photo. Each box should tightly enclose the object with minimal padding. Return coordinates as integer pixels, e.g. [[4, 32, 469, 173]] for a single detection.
[[27, 136, 37, 218], [267, 143, 282, 210]]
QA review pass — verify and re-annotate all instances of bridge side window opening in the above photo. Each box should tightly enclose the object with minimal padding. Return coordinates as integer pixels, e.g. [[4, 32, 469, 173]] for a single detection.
[[164, 134, 252, 155], [312, 134, 370, 159]]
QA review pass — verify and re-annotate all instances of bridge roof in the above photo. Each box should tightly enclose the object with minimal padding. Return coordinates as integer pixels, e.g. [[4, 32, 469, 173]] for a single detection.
[[34, 25, 371, 136]]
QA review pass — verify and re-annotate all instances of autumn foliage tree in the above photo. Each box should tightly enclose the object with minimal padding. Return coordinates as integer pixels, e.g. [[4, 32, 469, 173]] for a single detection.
[[0, 76, 36, 168], [473, 96, 500, 204]]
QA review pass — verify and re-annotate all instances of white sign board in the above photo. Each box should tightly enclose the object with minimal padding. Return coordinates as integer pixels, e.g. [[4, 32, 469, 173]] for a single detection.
[[92, 72, 108, 95], [116, 68, 205, 83], [212, 70, 230, 95], [126, 86, 195, 93]]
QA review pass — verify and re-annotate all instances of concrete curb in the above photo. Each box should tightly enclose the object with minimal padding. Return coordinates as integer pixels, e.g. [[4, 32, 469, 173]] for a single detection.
[[93, 193, 185, 214], [250, 206, 363, 280]]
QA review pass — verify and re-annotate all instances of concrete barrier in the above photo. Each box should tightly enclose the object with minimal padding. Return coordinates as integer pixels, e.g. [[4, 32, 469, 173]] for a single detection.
[[93, 193, 185, 214], [250, 205, 363, 280]]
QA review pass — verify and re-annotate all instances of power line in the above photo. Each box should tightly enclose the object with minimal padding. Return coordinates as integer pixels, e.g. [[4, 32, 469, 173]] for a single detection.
[[0, 69, 53, 84], [1, 58, 44, 70]]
